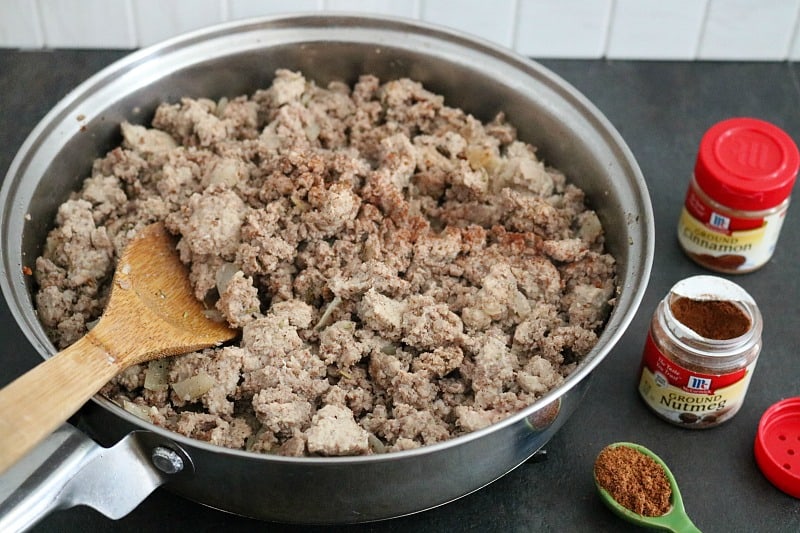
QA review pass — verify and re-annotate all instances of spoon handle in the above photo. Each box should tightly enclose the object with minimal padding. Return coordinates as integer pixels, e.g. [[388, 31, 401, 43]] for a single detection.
[[669, 513, 703, 533], [0, 335, 120, 475]]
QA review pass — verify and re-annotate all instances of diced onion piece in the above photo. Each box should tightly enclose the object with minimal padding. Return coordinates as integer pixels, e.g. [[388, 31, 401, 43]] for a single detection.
[[466, 145, 499, 173], [290, 195, 310, 212], [144, 359, 169, 391], [511, 291, 531, 317], [215, 262, 239, 295], [122, 400, 152, 421], [206, 158, 243, 187], [367, 433, 386, 454], [172, 372, 214, 401], [314, 296, 342, 330], [481, 301, 505, 320], [380, 343, 397, 355], [216, 96, 229, 116], [203, 309, 225, 322], [305, 121, 320, 142]]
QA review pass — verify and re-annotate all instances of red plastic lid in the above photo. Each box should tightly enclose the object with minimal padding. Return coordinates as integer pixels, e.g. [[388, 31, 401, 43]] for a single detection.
[[754, 397, 800, 498], [695, 118, 799, 211]]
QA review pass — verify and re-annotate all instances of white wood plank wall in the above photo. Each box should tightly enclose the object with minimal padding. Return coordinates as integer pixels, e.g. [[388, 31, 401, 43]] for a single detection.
[[2, 0, 800, 60]]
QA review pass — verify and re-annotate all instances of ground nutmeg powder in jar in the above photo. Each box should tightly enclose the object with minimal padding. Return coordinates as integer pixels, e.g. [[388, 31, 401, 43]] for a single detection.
[[638, 275, 762, 428], [670, 297, 751, 340], [594, 445, 672, 517]]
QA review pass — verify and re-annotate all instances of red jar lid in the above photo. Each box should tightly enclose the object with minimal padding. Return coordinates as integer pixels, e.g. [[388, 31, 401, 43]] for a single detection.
[[695, 118, 799, 211], [754, 397, 800, 498]]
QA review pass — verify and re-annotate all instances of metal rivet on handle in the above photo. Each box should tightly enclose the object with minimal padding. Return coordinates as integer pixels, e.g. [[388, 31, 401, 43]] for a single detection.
[[151, 446, 184, 474]]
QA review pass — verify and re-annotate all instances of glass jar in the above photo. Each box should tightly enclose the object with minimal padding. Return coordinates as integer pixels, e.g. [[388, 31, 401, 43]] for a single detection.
[[677, 117, 799, 273], [638, 276, 762, 429]]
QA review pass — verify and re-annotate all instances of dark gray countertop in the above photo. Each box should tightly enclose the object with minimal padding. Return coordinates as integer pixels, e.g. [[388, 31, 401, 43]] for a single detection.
[[1, 50, 799, 532]]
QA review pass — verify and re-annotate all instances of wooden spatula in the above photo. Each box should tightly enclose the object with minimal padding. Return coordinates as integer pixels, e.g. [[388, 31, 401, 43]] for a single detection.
[[0, 222, 238, 474]]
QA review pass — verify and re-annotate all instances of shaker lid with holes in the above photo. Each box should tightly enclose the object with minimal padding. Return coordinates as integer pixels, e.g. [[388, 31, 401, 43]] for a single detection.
[[754, 397, 800, 498]]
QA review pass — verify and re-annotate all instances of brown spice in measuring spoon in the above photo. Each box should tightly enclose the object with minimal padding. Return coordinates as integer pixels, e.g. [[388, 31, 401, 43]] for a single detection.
[[594, 445, 671, 517], [670, 297, 750, 340]]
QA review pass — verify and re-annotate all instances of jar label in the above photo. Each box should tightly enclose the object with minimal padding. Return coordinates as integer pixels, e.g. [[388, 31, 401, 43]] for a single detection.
[[683, 188, 764, 232], [677, 195, 786, 271], [638, 331, 755, 427]]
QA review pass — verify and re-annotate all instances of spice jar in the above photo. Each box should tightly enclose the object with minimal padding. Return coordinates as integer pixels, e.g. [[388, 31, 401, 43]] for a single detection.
[[638, 276, 762, 429], [677, 117, 799, 273]]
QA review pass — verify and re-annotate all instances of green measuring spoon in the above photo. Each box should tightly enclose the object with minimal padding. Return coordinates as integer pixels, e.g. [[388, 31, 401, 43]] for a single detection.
[[594, 442, 702, 532]]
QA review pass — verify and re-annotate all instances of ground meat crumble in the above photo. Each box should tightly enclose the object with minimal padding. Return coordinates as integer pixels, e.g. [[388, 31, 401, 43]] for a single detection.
[[35, 70, 616, 456]]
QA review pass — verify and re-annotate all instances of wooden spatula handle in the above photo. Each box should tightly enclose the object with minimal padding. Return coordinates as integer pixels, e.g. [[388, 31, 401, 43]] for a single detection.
[[0, 335, 120, 474]]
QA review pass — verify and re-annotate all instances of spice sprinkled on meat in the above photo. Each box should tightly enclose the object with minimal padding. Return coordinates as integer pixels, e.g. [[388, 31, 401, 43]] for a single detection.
[[40, 69, 616, 456]]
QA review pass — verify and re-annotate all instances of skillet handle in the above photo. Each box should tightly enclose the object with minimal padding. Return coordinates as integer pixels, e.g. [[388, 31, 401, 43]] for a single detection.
[[0, 423, 192, 532]]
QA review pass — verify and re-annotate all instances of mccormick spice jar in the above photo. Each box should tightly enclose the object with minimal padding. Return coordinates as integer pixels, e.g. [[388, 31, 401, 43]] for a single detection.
[[677, 117, 799, 273], [638, 276, 762, 429]]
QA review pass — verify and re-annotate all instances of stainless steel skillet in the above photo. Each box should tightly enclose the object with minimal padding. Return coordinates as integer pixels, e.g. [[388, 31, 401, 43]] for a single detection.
[[0, 14, 653, 529]]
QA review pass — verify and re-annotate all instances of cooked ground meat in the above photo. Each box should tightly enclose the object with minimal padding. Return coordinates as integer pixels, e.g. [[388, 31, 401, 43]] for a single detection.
[[35, 70, 616, 456]]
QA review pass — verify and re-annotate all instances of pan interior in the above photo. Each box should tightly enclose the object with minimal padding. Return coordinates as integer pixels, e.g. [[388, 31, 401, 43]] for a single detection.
[[1, 15, 652, 463]]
